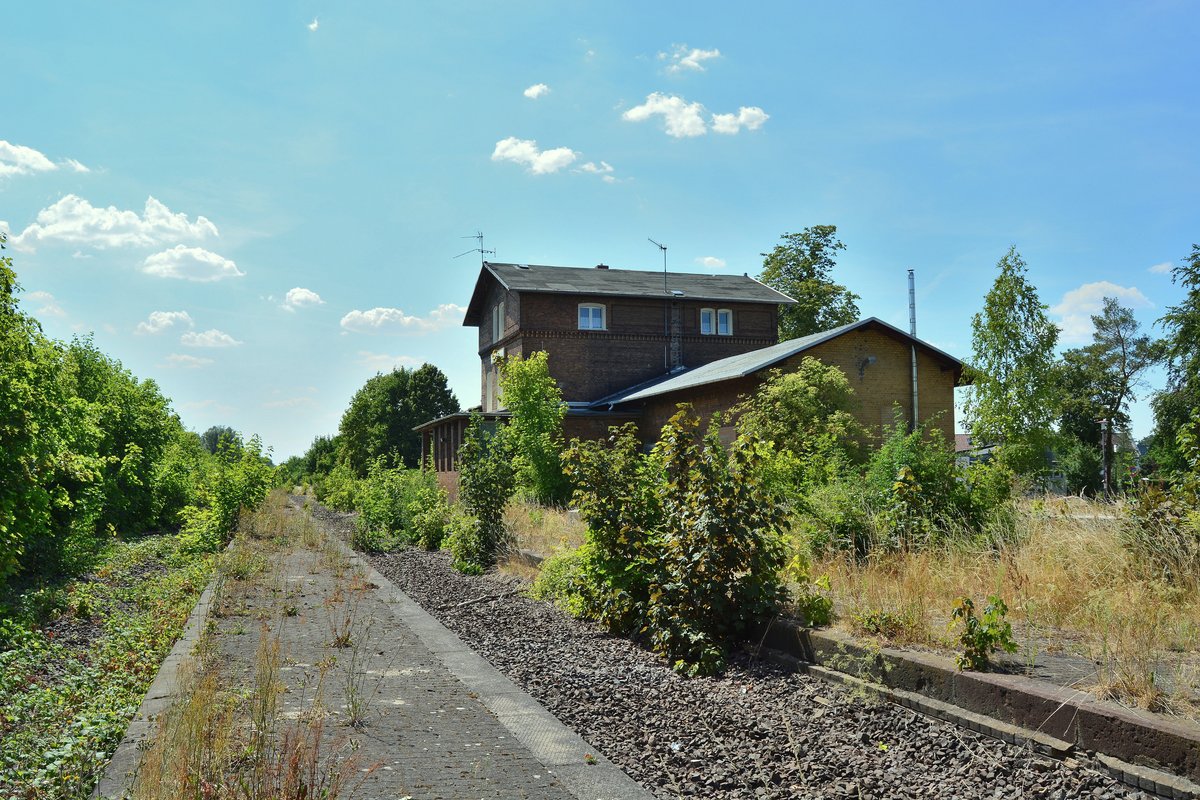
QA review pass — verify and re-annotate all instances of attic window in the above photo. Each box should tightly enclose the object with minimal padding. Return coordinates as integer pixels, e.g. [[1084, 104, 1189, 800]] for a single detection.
[[578, 303, 606, 330], [515, 264, 531, 270], [671, 289, 685, 297]]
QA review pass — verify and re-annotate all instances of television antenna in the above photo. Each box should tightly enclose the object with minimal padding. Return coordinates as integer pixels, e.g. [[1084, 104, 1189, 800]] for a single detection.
[[648, 237, 668, 292], [454, 231, 496, 264]]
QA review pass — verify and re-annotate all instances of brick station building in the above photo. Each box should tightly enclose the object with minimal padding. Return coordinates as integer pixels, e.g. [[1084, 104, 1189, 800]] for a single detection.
[[416, 261, 964, 489]]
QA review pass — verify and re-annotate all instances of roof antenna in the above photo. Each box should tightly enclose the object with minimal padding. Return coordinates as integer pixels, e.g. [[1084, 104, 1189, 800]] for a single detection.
[[454, 231, 496, 265], [648, 237, 667, 292]]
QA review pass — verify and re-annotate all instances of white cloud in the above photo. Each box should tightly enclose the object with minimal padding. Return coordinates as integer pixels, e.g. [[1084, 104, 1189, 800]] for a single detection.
[[1051, 281, 1154, 344], [162, 353, 214, 368], [0, 140, 56, 177], [11, 195, 217, 251], [181, 329, 243, 348], [135, 310, 194, 335], [491, 137, 578, 175], [24, 290, 67, 318], [281, 286, 324, 311], [0, 141, 89, 179], [357, 351, 423, 371], [1149, 261, 1173, 275], [523, 83, 550, 99], [143, 245, 244, 282], [623, 93, 708, 138], [711, 106, 770, 134], [695, 256, 726, 269], [308, 17, 319, 31], [340, 303, 465, 334], [660, 44, 721, 74], [579, 161, 614, 175]]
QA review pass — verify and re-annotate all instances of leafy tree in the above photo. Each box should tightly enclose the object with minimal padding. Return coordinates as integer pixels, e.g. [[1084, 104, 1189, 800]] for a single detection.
[[1150, 244, 1200, 475], [200, 425, 239, 455], [962, 247, 1060, 476], [338, 364, 458, 475], [758, 226, 861, 340], [450, 414, 515, 572], [496, 352, 570, 505], [735, 358, 867, 489], [1055, 298, 1160, 494]]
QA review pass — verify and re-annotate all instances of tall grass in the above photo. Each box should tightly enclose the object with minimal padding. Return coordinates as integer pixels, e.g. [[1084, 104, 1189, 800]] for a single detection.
[[807, 496, 1200, 714]]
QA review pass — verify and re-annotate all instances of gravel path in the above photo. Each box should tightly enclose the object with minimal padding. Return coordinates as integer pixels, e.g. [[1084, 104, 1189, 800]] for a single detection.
[[307, 501, 1155, 799]]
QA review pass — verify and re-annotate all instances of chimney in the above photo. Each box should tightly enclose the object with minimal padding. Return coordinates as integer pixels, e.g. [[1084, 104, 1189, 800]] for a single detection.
[[595, 263, 609, 270]]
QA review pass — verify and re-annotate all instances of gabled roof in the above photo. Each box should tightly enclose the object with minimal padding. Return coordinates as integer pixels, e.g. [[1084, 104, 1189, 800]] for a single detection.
[[592, 317, 965, 406], [463, 262, 795, 326]]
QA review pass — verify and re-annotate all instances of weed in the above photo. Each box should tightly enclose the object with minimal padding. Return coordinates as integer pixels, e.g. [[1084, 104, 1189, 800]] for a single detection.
[[949, 595, 1018, 671]]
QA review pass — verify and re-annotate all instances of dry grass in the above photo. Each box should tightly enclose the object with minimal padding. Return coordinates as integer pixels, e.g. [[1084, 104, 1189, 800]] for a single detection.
[[132, 491, 368, 799], [806, 496, 1200, 715], [502, 498, 586, 555]]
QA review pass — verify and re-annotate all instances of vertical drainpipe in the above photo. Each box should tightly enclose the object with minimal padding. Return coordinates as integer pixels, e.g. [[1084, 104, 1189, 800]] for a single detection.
[[908, 269, 919, 433]]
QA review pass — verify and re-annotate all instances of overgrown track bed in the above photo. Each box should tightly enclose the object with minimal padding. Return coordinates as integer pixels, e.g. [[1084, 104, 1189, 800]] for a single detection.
[[304, 514, 1159, 799]]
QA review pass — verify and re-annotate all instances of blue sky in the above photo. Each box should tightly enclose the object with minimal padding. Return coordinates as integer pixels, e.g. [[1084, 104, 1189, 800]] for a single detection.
[[4, 2, 1198, 460]]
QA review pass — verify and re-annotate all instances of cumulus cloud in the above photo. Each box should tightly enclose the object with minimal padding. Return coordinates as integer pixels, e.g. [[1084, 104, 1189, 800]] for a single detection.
[[143, 245, 244, 281], [180, 329, 243, 348], [579, 161, 614, 175], [623, 93, 708, 138], [307, 17, 319, 31], [0, 140, 59, 177], [491, 137, 578, 174], [660, 45, 721, 73], [695, 256, 726, 269], [711, 106, 770, 134], [24, 290, 67, 318], [1149, 261, 1173, 275], [281, 287, 324, 311], [357, 351, 423, 372], [340, 303, 465, 334], [523, 83, 550, 99], [10, 195, 217, 251], [1051, 281, 1154, 344], [135, 310, 194, 335], [162, 353, 214, 368]]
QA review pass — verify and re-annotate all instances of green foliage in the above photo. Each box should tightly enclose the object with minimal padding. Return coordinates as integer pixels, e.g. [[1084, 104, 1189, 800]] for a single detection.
[[563, 424, 663, 635], [1151, 244, 1200, 475], [408, 481, 452, 550], [318, 462, 362, 511], [757, 226, 861, 340], [0, 534, 214, 799], [353, 460, 436, 551], [527, 546, 587, 616], [444, 509, 486, 575], [949, 595, 1018, 671], [563, 409, 787, 676], [496, 352, 570, 506], [735, 359, 866, 491], [453, 414, 516, 572], [337, 363, 458, 475], [963, 246, 1060, 476], [176, 435, 275, 554], [1124, 409, 1200, 583], [199, 424, 240, 456], [792, 479, 873, 556]]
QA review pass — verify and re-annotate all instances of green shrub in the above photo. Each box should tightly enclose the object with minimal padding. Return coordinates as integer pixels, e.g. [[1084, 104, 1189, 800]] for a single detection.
[[444, 509, 486, 575], [320, 462, 362, 511], [353, 459, 435, 550], [949, 595, 1018, 671], [408, 482, 452, 550], [527, 546, 587, 616], [453, 414, 515, 573], [564, 409, 787, 676], [793, 479, 873, 557], [496, 352, 571, 506]]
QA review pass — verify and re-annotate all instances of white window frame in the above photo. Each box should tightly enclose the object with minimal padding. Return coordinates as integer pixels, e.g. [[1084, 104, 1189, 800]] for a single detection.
[[717, 308, 732, 336], [492, 299, 505, 342], [700, 307, 715, 335], [578, 303, 606, 330]]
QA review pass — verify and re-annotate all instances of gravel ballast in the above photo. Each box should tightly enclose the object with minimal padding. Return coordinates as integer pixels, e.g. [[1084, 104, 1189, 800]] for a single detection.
[[309, 503, 1157, 799]]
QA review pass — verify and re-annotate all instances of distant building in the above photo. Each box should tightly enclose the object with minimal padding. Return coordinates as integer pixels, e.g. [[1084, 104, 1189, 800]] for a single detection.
[[416, 262, 965, 490]]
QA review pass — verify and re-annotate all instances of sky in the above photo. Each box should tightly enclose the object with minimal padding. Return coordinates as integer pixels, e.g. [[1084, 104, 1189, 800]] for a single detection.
[[4, 2, 1198, 460]]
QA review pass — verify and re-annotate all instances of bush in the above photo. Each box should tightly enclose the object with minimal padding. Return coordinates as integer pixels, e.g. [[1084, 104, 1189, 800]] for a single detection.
[[319, 463, 361, 511], [563, 409, 787, 676], [408, 482, 452, 551], [453, 414, 515, 573], [527, 546, 587, 616], [444, 509, 486, 575], [353, 459, 435, 550], [496, 352, 570, 506], [949, 595, 1018, 671]]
